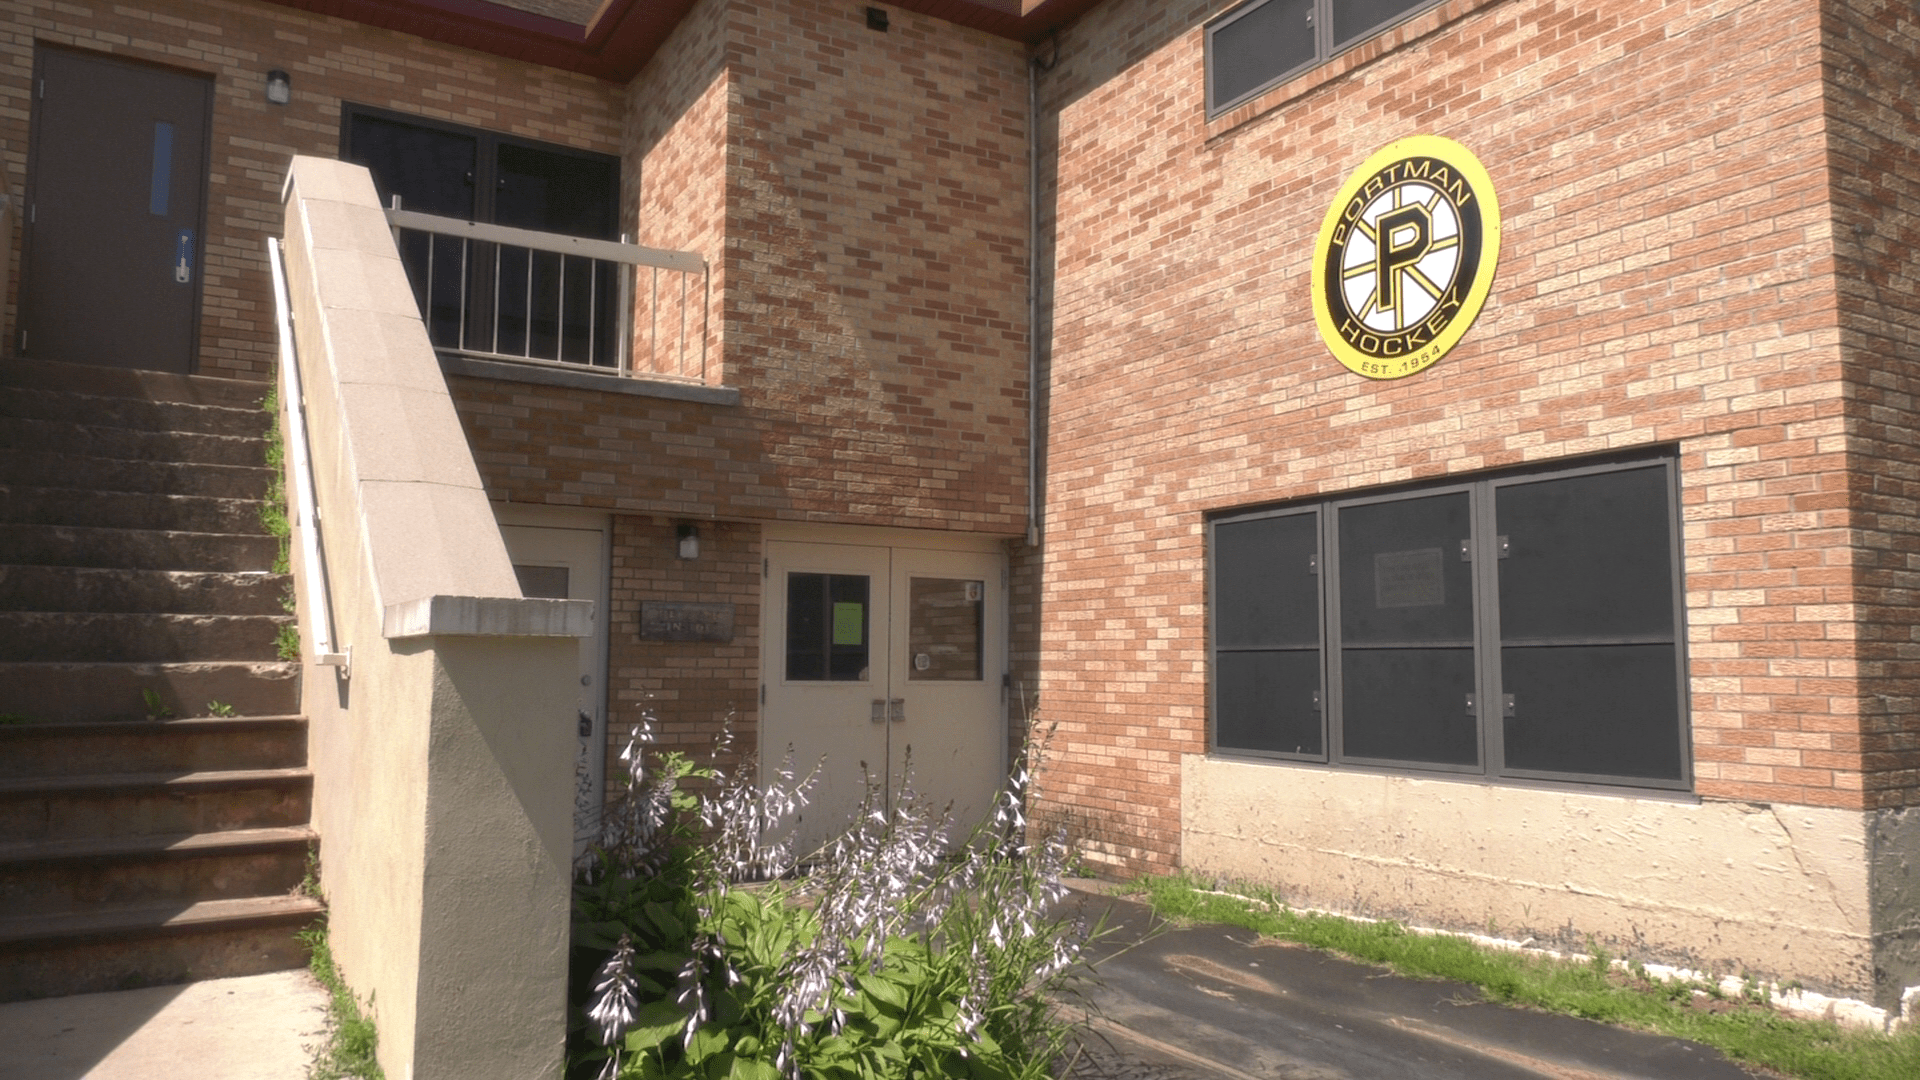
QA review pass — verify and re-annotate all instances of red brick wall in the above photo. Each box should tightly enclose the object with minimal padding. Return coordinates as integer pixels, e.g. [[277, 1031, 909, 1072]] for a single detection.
[[1822, 0, 1920, 809], [1032, 0, 1869, 872], [0, 0, 623, 379]]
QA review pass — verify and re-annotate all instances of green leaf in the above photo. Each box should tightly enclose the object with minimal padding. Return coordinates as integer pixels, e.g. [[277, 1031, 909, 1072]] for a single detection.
[[726, 1057, 780, 1080], [644, 900, 688, 940], [732, 1035, 762, 1057], [855, 973, 908, 1014], [623, 1001, 687, 1054], [686, 1025, 728, 1065]]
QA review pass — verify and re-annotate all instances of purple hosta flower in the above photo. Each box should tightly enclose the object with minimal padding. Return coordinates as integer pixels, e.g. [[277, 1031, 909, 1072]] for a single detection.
[[587, 934, 639, 1080], [954, 940, 991, 1041], [697, 746, 815, 885]]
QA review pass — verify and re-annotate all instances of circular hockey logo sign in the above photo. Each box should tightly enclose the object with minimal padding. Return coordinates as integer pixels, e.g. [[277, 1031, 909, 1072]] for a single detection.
[[1312, 136, 1500, 379]]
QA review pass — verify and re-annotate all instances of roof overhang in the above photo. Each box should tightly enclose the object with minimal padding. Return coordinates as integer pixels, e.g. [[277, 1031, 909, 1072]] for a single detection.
[[262, 0, 1102, 83]]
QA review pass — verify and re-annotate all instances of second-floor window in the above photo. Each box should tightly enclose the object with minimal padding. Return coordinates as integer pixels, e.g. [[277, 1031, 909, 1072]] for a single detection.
[[1206, 0, 1444, 115]]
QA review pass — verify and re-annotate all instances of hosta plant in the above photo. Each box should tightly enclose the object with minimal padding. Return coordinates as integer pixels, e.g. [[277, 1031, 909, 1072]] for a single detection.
[[569, 717, 1091, 1080]]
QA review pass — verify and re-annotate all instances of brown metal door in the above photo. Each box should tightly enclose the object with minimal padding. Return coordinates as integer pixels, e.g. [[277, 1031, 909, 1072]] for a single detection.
[[19, 48, 212, 372]]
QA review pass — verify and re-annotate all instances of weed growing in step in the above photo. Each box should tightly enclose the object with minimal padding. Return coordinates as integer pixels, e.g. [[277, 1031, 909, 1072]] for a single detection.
[[0, 712, 30, 725], [1129, 873, 1920, 1080], [204, 701, 237, 717], [571, 718, 1093, 1080], [261, 387, 291, 575], [276, 623, 301, 663], [141, 689, 174, 721]]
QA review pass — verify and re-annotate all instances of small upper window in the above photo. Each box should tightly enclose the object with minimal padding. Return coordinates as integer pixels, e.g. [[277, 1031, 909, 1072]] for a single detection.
[[1206, 0, 1443, 116]]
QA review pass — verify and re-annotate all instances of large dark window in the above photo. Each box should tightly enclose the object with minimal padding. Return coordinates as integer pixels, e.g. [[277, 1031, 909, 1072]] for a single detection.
[[341, 104, 621, 365], [1206, 0, 1444, 115], [1209, 457, 1689, 790]]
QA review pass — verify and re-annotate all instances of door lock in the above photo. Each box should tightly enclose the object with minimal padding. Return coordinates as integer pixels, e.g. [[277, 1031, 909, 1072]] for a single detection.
[[578, 710, 593, 737]]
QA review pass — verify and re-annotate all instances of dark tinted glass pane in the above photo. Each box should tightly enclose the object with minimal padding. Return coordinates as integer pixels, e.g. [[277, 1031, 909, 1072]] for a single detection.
[[495, 143, 618, 239], [1210, 0, 1315, 109], [513, 564, 569, 600], [1215, 513, 1319, 649], [1502, 645, 1683, 780], [1497, 466, 1674, 642], [786, 573, 870, 682], [908, 578, 983, 681], [1340, 647, 1478, 765], [1217, 650, 1323, 756], [1332, 0, 1430, 49], [1338, 493, 1473, 645], [345, 113, 477, 218]]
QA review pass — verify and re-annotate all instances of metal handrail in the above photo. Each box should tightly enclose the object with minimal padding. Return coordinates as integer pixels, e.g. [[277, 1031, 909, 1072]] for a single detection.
[[384, 208, 711, 382], [266, 236, 350, 677]]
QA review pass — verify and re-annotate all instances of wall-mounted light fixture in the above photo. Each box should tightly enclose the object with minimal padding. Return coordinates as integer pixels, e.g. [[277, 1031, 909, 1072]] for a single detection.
[[865, 7, 888, 31], [677, 523, 700, 560], [265, 69, 292, 105]]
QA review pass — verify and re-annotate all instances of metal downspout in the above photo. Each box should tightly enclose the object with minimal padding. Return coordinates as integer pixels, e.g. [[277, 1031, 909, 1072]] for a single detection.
[[1027, 37, 1057, 549]]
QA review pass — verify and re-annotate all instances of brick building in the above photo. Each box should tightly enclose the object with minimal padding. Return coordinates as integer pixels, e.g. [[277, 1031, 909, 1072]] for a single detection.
[[3, 0, 1918, 1017]]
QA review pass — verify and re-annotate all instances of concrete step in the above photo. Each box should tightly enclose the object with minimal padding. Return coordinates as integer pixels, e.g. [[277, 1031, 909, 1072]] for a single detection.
[[0, 485, 271, 535], [0, 827, 312, 918], [0, 450, 272, 500], [0, 386, 268, 439], [0, 357, 272, 411], [0, 894, 321, 1002], [0, 524, 280, 572], [0, 612, 290, 664], [0, 769, 312, 844], [0, 417, 265, 469], [0, 566, 288, 615], [0, 717, 307, 778], [0, 662, 298, 723]]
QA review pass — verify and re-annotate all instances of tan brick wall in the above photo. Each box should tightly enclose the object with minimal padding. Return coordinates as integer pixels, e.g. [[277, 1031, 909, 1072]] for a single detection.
[[0, 0, 622, 379], [606, 514, 762, 776], [1032, 0, 1874, 872], [1822, 0, 1920, 809], [458, 0, 1033, 534]]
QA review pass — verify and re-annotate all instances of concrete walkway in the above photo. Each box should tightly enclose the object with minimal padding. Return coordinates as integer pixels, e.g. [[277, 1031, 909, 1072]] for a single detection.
[[0, 969, 328, 1080], [1063, 888, 1770, 1080]]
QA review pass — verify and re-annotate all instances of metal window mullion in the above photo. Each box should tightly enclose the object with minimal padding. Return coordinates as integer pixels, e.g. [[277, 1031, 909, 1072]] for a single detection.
[[1664, 458, 1694, 786], [1472, 481, 1504, 778], [458, 238, 471, 353], [587, 258, 598, 366], [1321, 504, 1345, 764]]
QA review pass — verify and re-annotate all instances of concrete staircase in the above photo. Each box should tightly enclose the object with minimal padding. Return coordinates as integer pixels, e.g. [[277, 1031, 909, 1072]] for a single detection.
[[0, 358, 321, 1002]]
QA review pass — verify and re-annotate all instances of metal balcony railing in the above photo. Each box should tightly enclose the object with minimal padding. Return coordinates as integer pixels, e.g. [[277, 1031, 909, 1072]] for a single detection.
[[385, 207, 711, 383]]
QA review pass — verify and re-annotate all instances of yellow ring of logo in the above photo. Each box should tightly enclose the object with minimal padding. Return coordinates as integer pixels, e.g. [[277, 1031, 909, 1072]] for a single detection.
[[1311, 135, 1500, 380]]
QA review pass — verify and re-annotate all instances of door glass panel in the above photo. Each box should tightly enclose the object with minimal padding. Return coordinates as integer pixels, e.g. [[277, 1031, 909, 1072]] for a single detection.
[[1338, 492, 1478, 766], [513, 564, 569, 600], [787, 573, 870, 682], [907, 578, 982, 681]]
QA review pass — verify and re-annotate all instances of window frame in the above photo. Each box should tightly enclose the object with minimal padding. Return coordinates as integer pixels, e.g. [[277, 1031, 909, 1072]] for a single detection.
[[1204, 0, 1449, 117], [1206, 454, 1694, 794]]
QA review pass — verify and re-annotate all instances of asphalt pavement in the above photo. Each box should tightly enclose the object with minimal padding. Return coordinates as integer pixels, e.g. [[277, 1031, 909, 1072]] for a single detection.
[[1060, 886, 1768, 1080]]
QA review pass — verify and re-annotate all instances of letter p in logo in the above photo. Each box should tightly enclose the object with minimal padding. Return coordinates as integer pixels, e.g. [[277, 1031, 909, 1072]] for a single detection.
[[1374, 205, 1431, 319]]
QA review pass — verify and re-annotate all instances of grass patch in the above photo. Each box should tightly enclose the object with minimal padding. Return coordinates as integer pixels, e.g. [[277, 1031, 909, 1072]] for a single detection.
[[1129, 873, 1920, 1080], [299, 917, 384, 1080]]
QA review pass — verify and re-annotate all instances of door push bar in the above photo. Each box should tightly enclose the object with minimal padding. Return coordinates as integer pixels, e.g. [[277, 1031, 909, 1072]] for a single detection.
[[870, 699, 906, 723]]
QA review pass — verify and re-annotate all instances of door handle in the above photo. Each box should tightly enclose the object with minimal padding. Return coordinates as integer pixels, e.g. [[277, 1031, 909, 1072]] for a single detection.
[[889, 698, 905, 723], [578, 709, 593, 737], [871, 700, 887, 724]]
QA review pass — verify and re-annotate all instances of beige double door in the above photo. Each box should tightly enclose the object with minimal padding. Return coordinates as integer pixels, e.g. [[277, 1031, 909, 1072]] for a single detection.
[[764, 538, 1007, 859]]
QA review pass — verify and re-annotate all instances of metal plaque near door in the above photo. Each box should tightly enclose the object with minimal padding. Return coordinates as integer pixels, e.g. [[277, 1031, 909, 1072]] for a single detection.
[[20, 48, 212, 372]]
